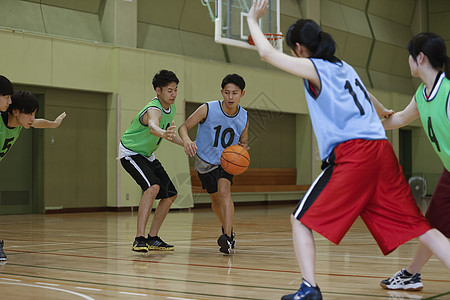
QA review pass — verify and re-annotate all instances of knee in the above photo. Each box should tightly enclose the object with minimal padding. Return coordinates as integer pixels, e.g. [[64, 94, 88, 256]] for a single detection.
[[217, 188, 231, 201], [144, 185, 160, 197], [168, 194, 177, 203]]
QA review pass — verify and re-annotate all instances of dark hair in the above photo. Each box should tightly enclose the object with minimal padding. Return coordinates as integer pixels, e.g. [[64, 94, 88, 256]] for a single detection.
[[8, 91, 39, 114], [221, 74, 246, 90], [408, 32, 450, 79], [286, 19, 340, 63], [152, 70, 179, 90], [0, 75, 14, 96]]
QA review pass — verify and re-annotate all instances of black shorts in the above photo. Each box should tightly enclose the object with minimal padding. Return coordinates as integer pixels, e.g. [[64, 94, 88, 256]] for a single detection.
[[197, 166, 233, 194], [120, 155, 177, 199]]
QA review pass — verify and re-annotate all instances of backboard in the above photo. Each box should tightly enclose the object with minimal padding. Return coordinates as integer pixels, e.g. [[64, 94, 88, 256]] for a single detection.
[[208, 0, 282, 51]]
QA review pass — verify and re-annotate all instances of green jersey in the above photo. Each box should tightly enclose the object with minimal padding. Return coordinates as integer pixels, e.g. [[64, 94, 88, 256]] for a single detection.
[[121, 98, 175, 157], [0, 112, 22, 162], [415, 72, 450, 171]]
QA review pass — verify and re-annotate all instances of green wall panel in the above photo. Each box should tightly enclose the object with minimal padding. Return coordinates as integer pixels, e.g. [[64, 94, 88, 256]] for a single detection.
[[51, 40, 113, 92], [41, 5, 102, 42], [0, 0, 46, 32], [0, 31, 52, 86]]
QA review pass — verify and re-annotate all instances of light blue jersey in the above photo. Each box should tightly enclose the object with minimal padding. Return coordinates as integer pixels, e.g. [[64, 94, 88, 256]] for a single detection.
[[196, 100, 247, 165], [304, 58, 386, 160]]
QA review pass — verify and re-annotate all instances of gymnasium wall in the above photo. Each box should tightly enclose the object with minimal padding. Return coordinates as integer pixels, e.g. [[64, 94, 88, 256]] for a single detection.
[[0, 0, 448, 211]]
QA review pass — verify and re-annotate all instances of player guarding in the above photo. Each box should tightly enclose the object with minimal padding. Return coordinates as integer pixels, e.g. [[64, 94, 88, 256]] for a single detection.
[[247, 1, 450, 299], [119, 70, 184, 253], [179, 74, 249, 254], [380, 32, 450, 291]]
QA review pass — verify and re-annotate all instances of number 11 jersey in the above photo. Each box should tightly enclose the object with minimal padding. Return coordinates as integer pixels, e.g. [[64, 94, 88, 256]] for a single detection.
[[304, 58, 386, 160]]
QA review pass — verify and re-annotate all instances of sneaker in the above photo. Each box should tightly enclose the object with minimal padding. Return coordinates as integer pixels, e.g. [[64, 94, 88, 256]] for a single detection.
[[222, 227, 236, 249], [132, 236, 149, 253], [147, 235, 174, 251], [0, 240, 7, 261], [217, 234, 233, 254], [281, 279, 322, 300], [380, 269, 423, 291]]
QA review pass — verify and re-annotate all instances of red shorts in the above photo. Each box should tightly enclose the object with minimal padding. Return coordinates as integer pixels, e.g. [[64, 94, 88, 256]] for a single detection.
[[294, 139, 431, 255], [426, 168, 450, 237]]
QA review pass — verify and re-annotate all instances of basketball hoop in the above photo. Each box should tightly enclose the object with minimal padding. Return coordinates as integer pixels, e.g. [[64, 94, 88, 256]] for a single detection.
[[248, 33, 284, 51]]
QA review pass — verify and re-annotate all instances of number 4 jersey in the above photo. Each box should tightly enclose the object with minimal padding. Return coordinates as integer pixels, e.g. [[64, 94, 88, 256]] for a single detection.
[[304, 58, 386, 160], [415, 72, 450, 171], [196, 100, 247, 166], [0, 112, 22, 161]]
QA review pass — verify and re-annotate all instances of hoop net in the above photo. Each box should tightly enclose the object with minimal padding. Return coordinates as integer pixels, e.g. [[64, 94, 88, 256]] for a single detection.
[[248, 33, 283, 51]]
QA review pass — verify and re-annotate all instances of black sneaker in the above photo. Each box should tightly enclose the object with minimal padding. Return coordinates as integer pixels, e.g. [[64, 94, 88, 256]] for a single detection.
[[147, 235, 174, 251], [221, 227, 236, 249], [132, 236, 149, 253], [281, 279, 323, 300], [0, 240, 7, 261], [217, 234, 233, 254], [380, 269, 423, 291]]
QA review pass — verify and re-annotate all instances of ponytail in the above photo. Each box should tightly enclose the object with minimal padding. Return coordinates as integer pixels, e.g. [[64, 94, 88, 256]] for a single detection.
[[286, 19, 340, 63], [314, 31, 339, 63]]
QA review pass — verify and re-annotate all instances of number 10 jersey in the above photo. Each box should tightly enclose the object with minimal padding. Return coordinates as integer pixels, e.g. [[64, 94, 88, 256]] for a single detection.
[[196, 100, 247, 165]]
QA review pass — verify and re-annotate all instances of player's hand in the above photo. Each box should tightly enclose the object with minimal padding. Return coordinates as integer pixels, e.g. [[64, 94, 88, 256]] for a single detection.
[[248, 0, 269, 22], [163, 120, 176, 141], [184, 140, 197, 157], [54, 112, 66, 127], [379, 108, 395, 119], [238, 142, 250, 151]]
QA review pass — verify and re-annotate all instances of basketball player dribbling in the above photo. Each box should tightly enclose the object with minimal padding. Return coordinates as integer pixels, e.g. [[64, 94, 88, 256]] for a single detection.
[[247, 1, 450, 299], [178, 74, 249, 254]]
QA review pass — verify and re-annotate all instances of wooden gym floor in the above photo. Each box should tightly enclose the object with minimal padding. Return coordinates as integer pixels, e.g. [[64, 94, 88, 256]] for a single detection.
[[0, 204, 449, 299]]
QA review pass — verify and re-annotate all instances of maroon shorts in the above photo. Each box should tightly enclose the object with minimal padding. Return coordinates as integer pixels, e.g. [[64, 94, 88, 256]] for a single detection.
[[293, 139, 431, 255], [426, 168, 450, 237]]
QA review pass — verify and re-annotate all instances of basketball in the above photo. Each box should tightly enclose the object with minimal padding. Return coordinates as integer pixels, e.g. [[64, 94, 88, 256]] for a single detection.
[[220, 144, 250, 175]]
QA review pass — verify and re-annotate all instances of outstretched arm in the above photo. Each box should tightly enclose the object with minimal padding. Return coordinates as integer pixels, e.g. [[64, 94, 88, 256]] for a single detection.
[[144, 108, 184, 147], [32, 112, 66, 128], [178, 104, 207, 157], [369, 93, 394, 119], [382, 97, 420, 130], [247, 0, 319, 86]]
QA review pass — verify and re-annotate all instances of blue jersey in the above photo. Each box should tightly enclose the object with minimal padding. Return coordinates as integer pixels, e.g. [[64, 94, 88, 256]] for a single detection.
[[304, 58, 386, 160], [196, 100, 248, 165]]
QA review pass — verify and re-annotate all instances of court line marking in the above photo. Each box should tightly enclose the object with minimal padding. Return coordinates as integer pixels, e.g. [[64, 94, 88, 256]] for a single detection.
[[0, 277, 22, 281], [0, 272, 266, 300], [75, 286, 102, 291], [5, 251, 449, 283], [119, 291, 148, 296], [4, 265, 449, 300], [36, 281, 60, 286], [0, 281, 95, 300], [2, 271, 433, 300], [5, 241, 426, 263]]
